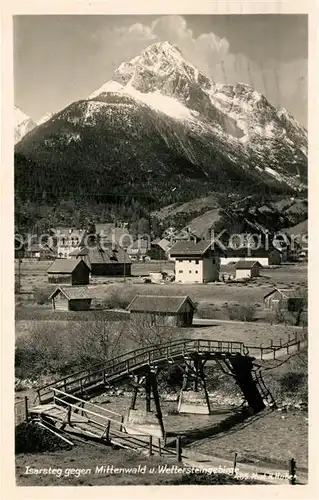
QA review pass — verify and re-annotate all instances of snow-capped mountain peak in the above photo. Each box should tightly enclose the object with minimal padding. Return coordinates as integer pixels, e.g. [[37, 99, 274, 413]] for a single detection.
[[14, 105, 36, 144], [16, 41, 307, 200]]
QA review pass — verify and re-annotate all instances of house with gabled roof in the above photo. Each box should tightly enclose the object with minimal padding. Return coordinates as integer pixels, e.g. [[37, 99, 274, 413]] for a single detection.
[[263, 287, 306, 312], [69, 243, 131, 276], [169, 240, 221, 283], [48, 286, 92, 311], [47, 259, 90, 285], [127, 294, 196, 327], [233, 260, 262, 280], [220, 246, 282, 267]]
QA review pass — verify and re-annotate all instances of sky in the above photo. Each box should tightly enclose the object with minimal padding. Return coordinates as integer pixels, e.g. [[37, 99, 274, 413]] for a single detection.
[[14, 15, 308, 126]]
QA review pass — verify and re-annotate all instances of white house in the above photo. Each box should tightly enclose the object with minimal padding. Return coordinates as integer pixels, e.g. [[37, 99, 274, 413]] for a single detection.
[[233, 260, 262, 280], [169, 240, 220, 284], [220, 247, 282, 267]]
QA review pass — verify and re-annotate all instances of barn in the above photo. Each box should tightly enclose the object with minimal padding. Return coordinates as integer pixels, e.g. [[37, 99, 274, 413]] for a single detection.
[[47, 259, 90, 285], [220, 247, 282, 266], [49, 286, 92, 311], [263, 288, 306, 312], [127, 294, 196, 327], [70, 245, 131, 276]]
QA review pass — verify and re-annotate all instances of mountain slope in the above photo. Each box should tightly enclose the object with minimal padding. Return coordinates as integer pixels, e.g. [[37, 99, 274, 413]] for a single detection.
[[14, 106, 36, 144], [15, 41, 307, 212]]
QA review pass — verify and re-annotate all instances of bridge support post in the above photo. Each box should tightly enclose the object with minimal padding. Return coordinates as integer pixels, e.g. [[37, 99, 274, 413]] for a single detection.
[[178, 357, 210, 414], [130, 387, 139, 411], [124, 368, 165, 439], [229, 356, 265, 414]]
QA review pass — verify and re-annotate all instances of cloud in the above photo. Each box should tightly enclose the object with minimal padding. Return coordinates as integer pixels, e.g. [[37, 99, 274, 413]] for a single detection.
[[94, 15, 307, 124]]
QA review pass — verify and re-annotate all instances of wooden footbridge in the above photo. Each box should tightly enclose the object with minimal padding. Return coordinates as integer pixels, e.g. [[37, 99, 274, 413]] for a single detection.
[[27, 333, 307, 462]]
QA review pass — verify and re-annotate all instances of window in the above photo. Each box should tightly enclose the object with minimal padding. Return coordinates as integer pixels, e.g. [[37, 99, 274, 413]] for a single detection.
[[195, 260, 199, 265], [189, 270, 192, 274], [189, 259, 192, 263], [212, 258, 215, 264], [178, 270, 183, 273], [195, 270, 198, 274]]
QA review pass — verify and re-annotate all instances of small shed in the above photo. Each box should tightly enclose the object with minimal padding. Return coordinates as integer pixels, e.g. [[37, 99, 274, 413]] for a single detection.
[[49, 286, 92, 311], [127, 294, 196, 327], [263, 288, 306, 312], [47, 259, 90, 285], [234, 260, 262, 280]]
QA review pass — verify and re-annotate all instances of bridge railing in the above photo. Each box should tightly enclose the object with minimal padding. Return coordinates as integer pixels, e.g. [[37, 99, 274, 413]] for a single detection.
[[244, 331, 307, 360], [52, 388, 125, 437], [35, 338, 244, 403]]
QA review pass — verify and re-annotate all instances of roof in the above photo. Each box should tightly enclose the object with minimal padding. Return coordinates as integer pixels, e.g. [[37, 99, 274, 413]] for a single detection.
[[235, 260, 263, 270], [263, 288, 304, 300], [169, 240, 215, 257], [69, 247, 90, 257], [48, 286, 92, 300], [47, 258, 89, 274], [90, 245, 131, 264], [157, 238, 171, 252], [220, 263, 237, 274], [127, 294, 196, 313], [68, 243, 131, 264], [224, 246, 280, 258]]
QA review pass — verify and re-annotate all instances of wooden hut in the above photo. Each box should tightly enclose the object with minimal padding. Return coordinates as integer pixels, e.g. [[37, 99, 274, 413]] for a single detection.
[[49, 286, 92, 311], [47, 259, 90, 285], [127, 294, 196, 327]]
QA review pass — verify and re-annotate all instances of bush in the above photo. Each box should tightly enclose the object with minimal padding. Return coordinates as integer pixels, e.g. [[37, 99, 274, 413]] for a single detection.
[[226, 303, 256, 322], [15, 422, 72, 454], [103, 289, 134, 310], [196, 304, 223, 320], [279, 372, 307, 393], [15, 320, 127, 379], [34, 289, 51, 305]]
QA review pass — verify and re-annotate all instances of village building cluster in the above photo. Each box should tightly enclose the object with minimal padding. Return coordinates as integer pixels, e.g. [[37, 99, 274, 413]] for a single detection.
[[15, 221, 307, 317]]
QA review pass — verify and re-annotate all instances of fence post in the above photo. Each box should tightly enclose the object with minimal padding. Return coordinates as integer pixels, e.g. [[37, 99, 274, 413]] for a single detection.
[[149, 435, 153, 456], [24, 396, 29, 421], [233, 452, 237, 475], [120, 415, 124, 432], [67, 405, 71, 426], [288, 458, 296, 485], [158, 438, 162, 456], [105, 420, 111, 442], [176, 436, 182, 462]]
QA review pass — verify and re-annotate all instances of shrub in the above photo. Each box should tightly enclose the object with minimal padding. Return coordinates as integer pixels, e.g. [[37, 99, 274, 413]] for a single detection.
[[196, 304, 223, 319], [15, 422, 72, 454], [15, 320, 127, 379], [226, 303, 256, 322], [34, 289, 50, 305], [279, 372, 307, 393], [103, 289, 134, 309]]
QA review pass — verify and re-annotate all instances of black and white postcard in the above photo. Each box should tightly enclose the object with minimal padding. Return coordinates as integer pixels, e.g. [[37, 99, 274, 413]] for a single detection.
[[1, 1, 318, 499]]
